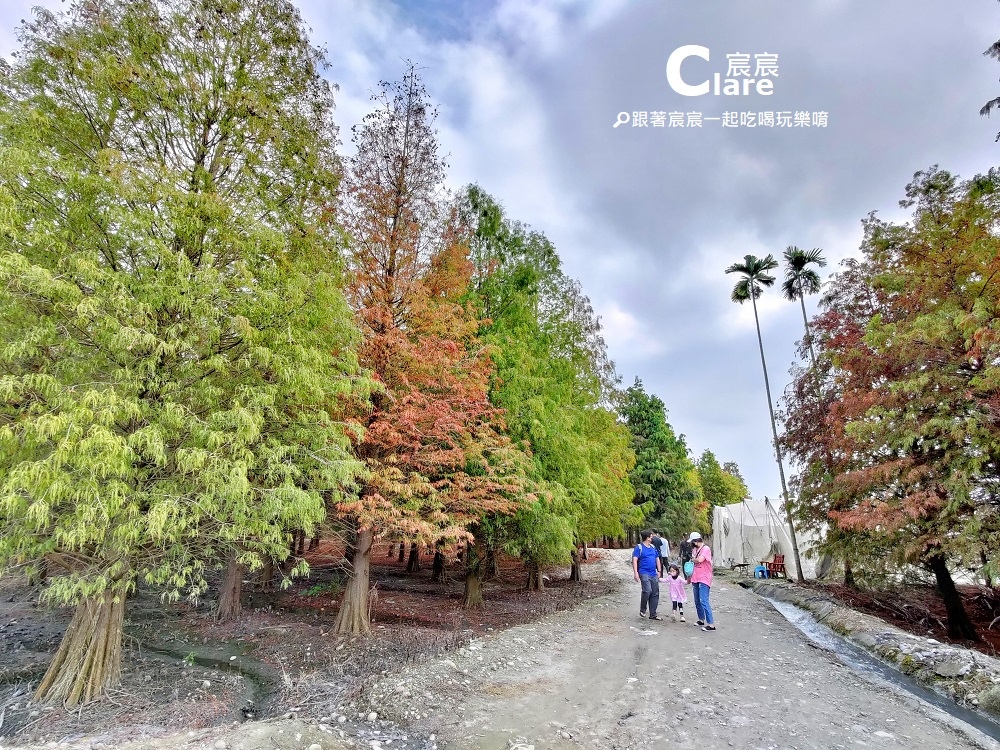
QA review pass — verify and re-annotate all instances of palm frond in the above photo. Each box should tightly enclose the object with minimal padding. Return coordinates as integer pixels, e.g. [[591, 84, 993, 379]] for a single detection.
[[782, 246, 825, 299], [730, 278, 752, 304], [981, 96, 1000, 118], [802, 247, 826, 266], [780, 277, 799, 301], [725, 261, 750, 276], [727, 254, 775, 302], [798, 269, 822, 294], [757, 253, 779, 273]]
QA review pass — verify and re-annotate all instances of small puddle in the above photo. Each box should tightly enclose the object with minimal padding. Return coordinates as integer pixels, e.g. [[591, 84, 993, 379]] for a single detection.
[[766, 597, 1000, 743]]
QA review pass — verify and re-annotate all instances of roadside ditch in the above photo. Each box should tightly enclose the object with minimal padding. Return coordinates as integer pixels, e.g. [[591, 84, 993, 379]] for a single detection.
[[743, 579, 1000, 735]]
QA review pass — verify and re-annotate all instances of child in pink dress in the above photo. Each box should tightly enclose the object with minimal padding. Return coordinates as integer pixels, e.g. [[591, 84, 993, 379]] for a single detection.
[[666, 563, 687, 622]]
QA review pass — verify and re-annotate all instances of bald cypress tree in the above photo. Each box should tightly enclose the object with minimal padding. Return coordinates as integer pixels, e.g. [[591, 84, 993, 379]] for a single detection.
[[0, 0, 367, 704], [620, 379, 703, 538], [333, 67, 529, 634]]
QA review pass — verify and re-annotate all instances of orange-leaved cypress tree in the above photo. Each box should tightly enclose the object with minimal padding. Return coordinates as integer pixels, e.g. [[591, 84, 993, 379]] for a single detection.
[[333, 66, 529, 634]]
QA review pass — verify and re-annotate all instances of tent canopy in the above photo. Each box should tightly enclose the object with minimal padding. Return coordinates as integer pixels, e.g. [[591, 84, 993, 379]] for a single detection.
[[711, 499, 820, 579]]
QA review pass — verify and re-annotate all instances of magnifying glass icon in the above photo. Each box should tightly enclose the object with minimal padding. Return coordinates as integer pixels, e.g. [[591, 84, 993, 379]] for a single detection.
[[613, 112, 630, 128]]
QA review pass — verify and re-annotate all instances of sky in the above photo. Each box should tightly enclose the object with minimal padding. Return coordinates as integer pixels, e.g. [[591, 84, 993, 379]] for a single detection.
[[2, 0, 999, 502]]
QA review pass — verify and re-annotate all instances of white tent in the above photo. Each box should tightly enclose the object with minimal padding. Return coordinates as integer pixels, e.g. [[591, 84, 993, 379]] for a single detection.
[[712, 499, 823, 580]]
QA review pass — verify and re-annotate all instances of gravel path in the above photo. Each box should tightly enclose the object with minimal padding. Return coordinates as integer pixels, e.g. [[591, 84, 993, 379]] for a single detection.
[[360, 549, 1000, 750]]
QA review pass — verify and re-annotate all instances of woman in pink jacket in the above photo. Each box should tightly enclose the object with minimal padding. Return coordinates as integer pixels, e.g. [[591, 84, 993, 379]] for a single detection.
[[688, 532, 716, 631]]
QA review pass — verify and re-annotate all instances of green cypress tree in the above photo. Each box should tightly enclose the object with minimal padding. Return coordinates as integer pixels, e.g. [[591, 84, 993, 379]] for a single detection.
[[461, 187, 637, 593], [697, 450, 749, 510], [0, 0, 368, 704], [620, 379, 704, 539]]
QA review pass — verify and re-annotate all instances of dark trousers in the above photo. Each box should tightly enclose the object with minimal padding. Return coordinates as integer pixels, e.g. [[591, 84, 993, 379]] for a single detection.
[[639, 573, 660, 617]]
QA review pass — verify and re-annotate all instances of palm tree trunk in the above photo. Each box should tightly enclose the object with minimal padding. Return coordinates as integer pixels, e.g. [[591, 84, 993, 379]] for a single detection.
[[799, 291, 817, 368], [751, 294, 805, 582]]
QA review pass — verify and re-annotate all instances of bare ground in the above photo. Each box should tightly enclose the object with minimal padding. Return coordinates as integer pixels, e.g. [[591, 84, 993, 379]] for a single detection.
[[0, 545, 615, 747], [3, 549, 1000, 750], [353, 550, 1000, 750]]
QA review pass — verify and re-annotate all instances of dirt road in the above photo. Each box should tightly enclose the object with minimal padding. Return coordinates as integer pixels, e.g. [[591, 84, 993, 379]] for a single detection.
[[5, 550, 999, 750], [361, 549, 1000, 750]]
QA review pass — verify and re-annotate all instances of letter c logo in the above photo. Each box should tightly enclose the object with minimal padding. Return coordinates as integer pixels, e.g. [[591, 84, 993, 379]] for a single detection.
[[666, 45, 710, 97]]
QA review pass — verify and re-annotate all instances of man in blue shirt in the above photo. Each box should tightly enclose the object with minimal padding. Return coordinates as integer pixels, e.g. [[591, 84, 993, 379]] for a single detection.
[[632, 530, 663, 620]]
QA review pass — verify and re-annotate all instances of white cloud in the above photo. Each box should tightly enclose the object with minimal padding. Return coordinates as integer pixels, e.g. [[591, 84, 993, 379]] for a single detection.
[[596, 300, 667, 359], [491, 0, 630, 59]]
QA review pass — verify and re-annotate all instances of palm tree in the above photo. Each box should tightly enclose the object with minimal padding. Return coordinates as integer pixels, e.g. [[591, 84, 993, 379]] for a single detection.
[[781, 246, 826, 366], [725, 254, 804, 582], [780, 247, 850, 584]]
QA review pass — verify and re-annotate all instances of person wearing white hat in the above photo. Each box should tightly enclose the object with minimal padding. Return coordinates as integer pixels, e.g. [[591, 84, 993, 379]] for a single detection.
[[687, 532, 716, 631]]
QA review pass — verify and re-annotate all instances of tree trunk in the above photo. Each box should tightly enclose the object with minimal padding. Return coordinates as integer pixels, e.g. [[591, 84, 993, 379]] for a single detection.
[[294, 529, 305, 557], [216, 555, 245, 622], [927, 552, 980, 641], [406, 543, 421, 573], [27, 558, 47, 587], [750, 293, 805, 582], [258, 556, 275, 591], [799, 291, 817, 368], [308, 534, 320, 552], [843, 558, 856, 589], [387, 542, 396, 558], [582, 542, 588, 561], [569, 548, 583, 582], [333, 527, 373, 635], [431, 545, 446, 583], [464, 570, 483, 608], [397, 541, 406, 563], [463, 536, 485, 608], [526, 561, 544, 591], [483, 543, 499, 580], [34, 590, 126, 706]]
